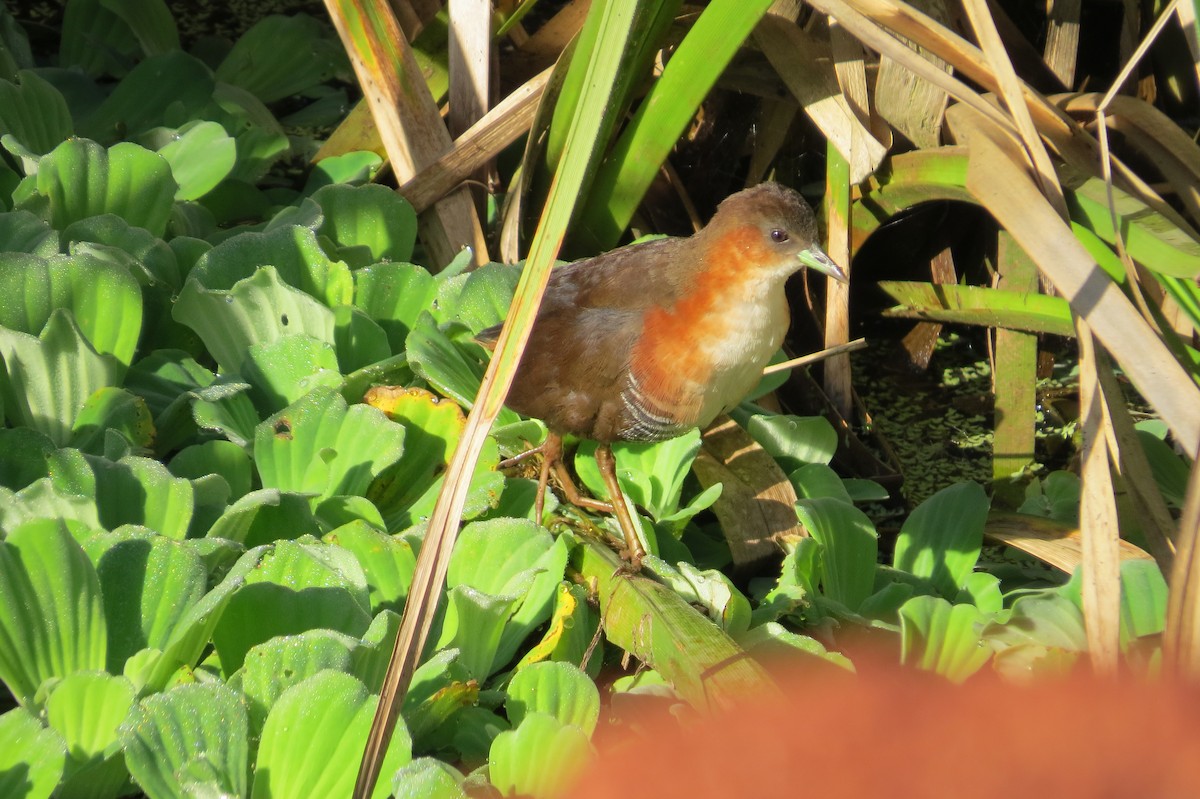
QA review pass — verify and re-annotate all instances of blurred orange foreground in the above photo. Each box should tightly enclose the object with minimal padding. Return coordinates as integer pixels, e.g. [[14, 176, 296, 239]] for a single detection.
[[566, 667, 1200, 798]]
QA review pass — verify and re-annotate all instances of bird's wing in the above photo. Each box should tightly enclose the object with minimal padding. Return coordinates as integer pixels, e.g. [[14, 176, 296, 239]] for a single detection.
[[474, 237, 687, 350]]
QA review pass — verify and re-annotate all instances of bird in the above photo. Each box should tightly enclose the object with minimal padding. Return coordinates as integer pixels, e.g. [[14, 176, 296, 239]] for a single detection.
[[477, 182, 848, 565]]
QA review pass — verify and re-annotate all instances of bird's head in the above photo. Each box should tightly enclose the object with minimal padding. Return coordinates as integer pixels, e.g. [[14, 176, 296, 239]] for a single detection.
[[703, 183, 849, 284]]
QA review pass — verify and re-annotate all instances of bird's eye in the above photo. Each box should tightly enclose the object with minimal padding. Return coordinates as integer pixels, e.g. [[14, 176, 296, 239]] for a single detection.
[[770, 228, 789, 243]]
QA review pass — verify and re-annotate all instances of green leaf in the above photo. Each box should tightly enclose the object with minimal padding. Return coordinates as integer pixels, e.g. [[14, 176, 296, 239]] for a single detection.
[[366, 386, 503, 531], [140, 545, 268, 692], [313, 183, 418, 265], [353, 262, 437, 352], [86, 531, 207, 672], [1118, 559, 1167, 641], [216, 14, 344, 104], [333, 304, 392, 372], [0, 518, 107, 705], [576, 431, 701, 522], [899, 594, 992, 683], [100, 0, 179, 57], [59, 0, 141, 76], [515, 583, 601, 676], [235, 629, 357, 736], [174, 266, 337, 374], [81, 52, 214, 144], [169, 440, 252, 501], [983, 592, 1088, 652], [191, 381, 260, 449], [0, 70, 73, 155], [0, 250, 143, 367], [1017, 470, 1080, 523], [69, 387, 154, 455], [0, 426, 56, 491], [1136, 429, 1190, 509], [35, 139, 178, 237], [157, 120, 237, 201], [62, 215, 181, 292], [210, 539, 372, 674], [45, 670, 136, 799], [649, 560, 752, 636], [506, 661, 600, 735], [431, 262, 522, 334], [0, 707, 66, 799], [795, 498, 878, 611], [447, 518, 569, 670], [743, 413, 839, 471], [0, 209, 57, 255], [306, 151, 383, 191], [893, 482, 989, 598], [254, 386, 406, 503], [205, 489, 320, 547], [576, 0, 773, 248], [203, 83, 290, 184], [791, 463, 854, 502], [406, 312, 490, 411], [253, 670, 410, 799], [242, 334, 343, 414], [89, 453, 194, 540], [187, 223, 353, 307], [488, 712, 592, 799], [391, 759, 467, 799], [121, 683, 249, 799], [440, 585, 523, 682], [324, 521, 416, 615]]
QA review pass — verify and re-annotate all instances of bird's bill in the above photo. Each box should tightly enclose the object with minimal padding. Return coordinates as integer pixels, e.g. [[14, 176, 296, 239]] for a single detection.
[[798, 247, 849, 283]]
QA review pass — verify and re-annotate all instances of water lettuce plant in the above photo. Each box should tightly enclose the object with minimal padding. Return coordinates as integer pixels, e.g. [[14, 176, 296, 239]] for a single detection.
[[0, 1, 1193, 798]]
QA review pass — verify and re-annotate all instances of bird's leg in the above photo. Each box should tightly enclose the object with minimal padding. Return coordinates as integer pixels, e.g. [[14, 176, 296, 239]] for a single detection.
[[533, 433, 560, 524], [594, 444, 646, 567]]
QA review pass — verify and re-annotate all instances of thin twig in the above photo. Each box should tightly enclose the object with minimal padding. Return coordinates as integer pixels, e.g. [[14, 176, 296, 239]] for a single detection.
[[763, 338, 868, 375]]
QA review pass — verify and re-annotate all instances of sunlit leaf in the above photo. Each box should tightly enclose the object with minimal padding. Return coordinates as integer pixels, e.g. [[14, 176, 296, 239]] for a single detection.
[[253, 670, 410, 799], [45, 670, 136, 799], [0, 518, 106, 706], [121, 683, 249, 799], [0, 706, 66, 799], [34, 139, 177, 237]]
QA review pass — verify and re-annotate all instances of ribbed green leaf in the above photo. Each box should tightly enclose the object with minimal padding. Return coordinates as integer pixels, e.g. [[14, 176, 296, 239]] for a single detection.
[[488, 712, 592, 799], [157, 120, 237, 201], [174, 266, 337, 374], [324, 521, 416, 615], [254, 386, 406, 503], [45, 670, 136, 799], [893, 482, 989, 599], [795, 497, 879, 611], [0, 518, 107, 705], [253, 671, 410, 799], [506, 661, 599, 735], [236, 629, 357, 736], [100, 0, 179, 57], [81, 52, 213, 144], [0, 70, 73, 155], [216, 14, 345, 104], [85, 530, 207, 672], [211, 539, 372, 674], [0, 707, 66, 799], [121, 683, 249, 799], [35, 139, 177, 237], [313, 183, 418, 265], [899, 594, 993, 683], [353, 262, 437, 352]]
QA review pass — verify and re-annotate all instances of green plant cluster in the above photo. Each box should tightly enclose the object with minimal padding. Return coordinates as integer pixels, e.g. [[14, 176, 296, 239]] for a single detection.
[[0, 4, 1180, 799]]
